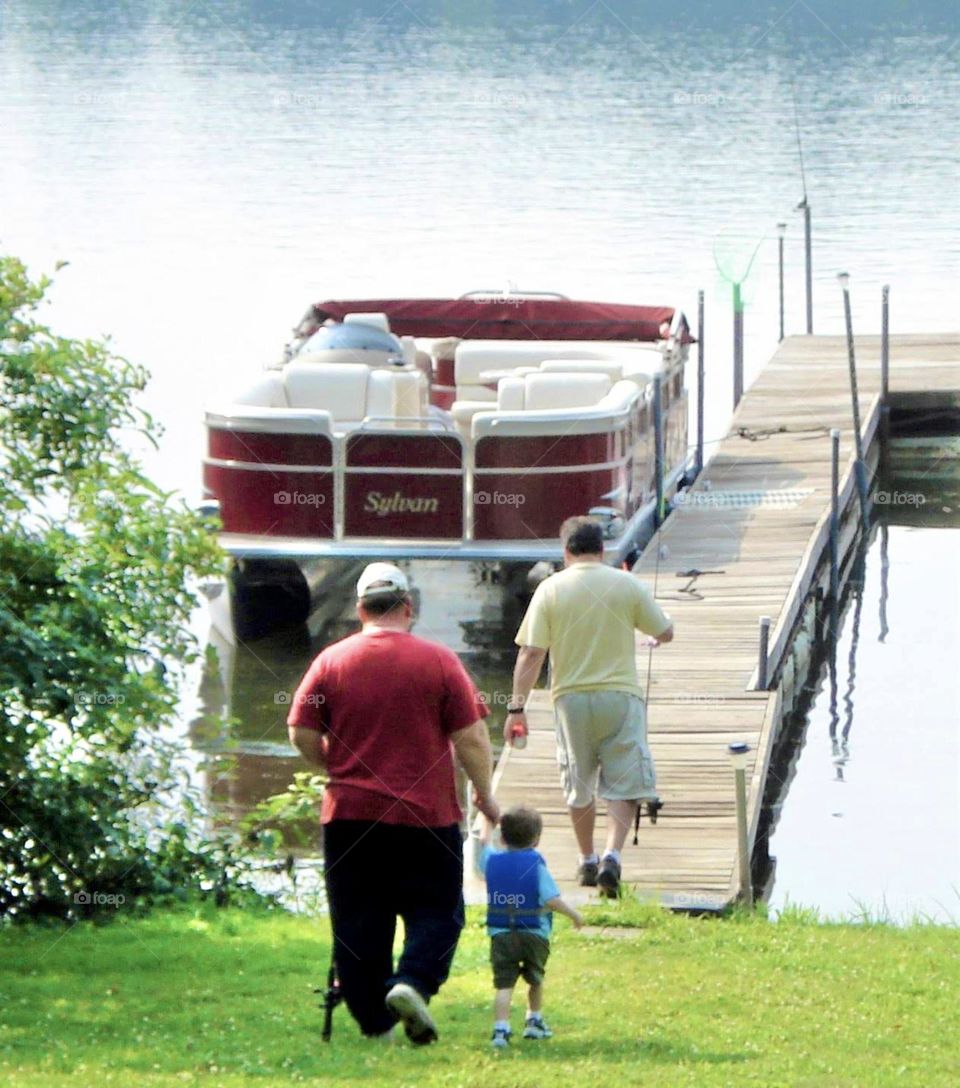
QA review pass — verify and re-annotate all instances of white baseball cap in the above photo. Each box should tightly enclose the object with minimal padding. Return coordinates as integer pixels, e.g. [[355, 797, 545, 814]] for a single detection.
[[356, 562, 410, 601]]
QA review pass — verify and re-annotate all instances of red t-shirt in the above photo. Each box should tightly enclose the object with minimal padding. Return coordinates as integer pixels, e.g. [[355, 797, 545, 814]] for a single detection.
[[287, 628, 488, 827]]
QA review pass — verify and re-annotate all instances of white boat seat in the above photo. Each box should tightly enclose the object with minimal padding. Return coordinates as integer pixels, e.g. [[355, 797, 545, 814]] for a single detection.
[[284, 361, 428, 431], [401, 336, 434, 385], [538, 359, 623, 381], [391, 369, 429, 421], [231, 372, 288, 408], [455, 338, 664, 393], [472, 379, 641, 440], [522, 372, 613, 410], [621, 362, 652, 386], [344, 312, 391, 333], [497, 377, 526, 411], [285, 362, 370, 419]]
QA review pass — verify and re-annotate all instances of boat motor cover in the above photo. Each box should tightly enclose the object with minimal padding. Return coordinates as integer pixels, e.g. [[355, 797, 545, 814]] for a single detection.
[[303, 321, 405, 359], [309, 298, 689, 343]]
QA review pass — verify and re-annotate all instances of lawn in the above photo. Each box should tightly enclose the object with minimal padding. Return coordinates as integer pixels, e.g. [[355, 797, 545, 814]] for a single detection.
[[1, 900, 957, 1087]]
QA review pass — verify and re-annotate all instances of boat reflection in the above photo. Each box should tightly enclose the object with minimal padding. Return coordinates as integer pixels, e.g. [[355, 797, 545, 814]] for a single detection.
[[190, 560, 533, 825]]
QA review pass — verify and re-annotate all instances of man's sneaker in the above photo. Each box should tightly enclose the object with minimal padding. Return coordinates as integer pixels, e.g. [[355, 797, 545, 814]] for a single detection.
[[385, 982, 438, 1046], [597, 855, 621, 898], [491, 1026, 512, 1049], [523, 1014, 553, 1040], [577, 860, 599, 887]]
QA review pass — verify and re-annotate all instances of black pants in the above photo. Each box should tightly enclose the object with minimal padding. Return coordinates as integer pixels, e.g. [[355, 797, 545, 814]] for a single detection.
[[323, 820, 465, 1036]]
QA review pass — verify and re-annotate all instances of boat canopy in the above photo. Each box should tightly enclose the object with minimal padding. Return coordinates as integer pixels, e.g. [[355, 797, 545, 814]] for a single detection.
[[309, 297, 688, 342]]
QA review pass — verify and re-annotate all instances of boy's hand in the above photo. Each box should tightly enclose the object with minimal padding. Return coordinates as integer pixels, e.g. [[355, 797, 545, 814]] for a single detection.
[[473, 788, 500, 825], [570, 909, 584, 930]]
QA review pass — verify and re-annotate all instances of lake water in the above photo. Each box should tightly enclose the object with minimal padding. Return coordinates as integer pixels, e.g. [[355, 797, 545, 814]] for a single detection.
[[763, 523, 960, 922], [3, 3, 958, 907]]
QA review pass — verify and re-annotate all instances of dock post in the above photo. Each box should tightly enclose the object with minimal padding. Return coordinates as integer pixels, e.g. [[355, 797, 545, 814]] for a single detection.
[[733, 282, 744, 408], [881, 284, 890, 403], [830, 428, 840, 603], [757, 616, 771, 690], [800, 199, 813, 333], [695, 289, 705, 476], [728, 743, 753, 908], [777, 222, 786, 342], [880, 285, 891, 453], [653, 374, 664, 527], [838, 273, 871, 530]]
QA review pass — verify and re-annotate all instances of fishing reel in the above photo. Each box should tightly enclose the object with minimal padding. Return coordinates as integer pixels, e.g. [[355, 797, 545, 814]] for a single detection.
[[632, 796, 664, 845], [316, 962, 343, 1042]]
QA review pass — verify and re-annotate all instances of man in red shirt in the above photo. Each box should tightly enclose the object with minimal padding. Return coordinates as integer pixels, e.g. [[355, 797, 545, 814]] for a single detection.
[[288, 562, 500, 1045]]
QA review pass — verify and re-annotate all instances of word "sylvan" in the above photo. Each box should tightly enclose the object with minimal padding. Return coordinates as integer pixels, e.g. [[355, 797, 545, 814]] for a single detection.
[[364, 491, 440, 516]]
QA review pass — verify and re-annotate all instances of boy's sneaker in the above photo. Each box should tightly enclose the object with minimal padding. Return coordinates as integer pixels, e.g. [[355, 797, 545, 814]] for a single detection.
[[385, 982, 438, 1046], [523, 1014, 553, 1040], [491, 1026, 512, 1049], [577, 860, 599, 887], [597, 855, 621, 898]]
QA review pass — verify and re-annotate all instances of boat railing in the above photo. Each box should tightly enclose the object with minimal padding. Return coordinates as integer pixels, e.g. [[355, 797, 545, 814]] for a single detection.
[[457, 289, 570, 300], [357, 414, 455, 432]]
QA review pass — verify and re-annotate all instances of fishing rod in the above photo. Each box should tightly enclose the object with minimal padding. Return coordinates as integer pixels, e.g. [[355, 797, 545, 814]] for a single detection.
[[633, 512, 666, 846]]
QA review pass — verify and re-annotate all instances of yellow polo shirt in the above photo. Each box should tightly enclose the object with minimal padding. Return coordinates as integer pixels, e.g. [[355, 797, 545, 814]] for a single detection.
[[515, 562, 671, 699]]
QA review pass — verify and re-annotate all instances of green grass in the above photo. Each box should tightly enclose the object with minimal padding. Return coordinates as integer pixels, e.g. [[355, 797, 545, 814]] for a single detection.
[[1, 900, 958, 1087]]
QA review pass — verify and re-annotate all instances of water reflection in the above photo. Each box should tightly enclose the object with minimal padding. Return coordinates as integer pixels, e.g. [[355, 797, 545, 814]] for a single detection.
[[190, 560, 533, 823], [764, 450, 960, 922], [830, 547, 866, 783]]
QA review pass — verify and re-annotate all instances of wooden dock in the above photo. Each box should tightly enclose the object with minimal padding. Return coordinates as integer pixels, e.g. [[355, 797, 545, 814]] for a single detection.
[[468, 332, 960, 910]]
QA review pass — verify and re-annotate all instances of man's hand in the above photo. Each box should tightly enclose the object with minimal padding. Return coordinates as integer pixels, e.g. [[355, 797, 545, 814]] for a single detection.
[[288, 725, 328, 770], [473, 789, 500, 825], [641, 624, 673, 649], [502, 710, 528, 745]]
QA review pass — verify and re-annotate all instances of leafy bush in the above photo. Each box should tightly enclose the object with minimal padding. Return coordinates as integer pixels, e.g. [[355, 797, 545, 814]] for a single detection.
[[0, 254, 256, 919]]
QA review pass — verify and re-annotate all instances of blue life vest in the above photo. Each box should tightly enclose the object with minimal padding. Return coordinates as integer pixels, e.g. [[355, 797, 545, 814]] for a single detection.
[[485, 848, 546, 930]]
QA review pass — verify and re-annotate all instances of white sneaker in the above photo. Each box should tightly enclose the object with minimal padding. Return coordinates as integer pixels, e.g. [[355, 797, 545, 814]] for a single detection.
[[385, 983, 438, 1045], [491, 1025, 512, 1049], [523, 1015, 553, 1039]]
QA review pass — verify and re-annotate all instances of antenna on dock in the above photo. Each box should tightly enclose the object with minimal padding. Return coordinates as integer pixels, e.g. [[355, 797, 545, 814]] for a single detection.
[[791, 79, 808, 207], [792, 80, 814, 334]]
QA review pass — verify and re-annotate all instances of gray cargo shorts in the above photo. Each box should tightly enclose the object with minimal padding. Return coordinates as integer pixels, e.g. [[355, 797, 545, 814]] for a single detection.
[[553, 690, 656, 809]]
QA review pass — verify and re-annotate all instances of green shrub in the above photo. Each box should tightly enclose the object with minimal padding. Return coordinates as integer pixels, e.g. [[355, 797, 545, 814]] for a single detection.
[[0, 254, 255, 919]]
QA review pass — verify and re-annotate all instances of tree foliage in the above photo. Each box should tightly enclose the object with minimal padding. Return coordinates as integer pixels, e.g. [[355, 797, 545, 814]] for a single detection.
[[0, 254, 250, 919]]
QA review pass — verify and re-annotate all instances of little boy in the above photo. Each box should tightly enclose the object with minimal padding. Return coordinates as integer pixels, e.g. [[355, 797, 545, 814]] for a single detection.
[[476, 804, 583, 1049]]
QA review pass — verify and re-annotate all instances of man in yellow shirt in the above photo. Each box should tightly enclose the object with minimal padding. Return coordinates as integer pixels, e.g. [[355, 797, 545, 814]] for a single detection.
[[507, 517, 673, 897]]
